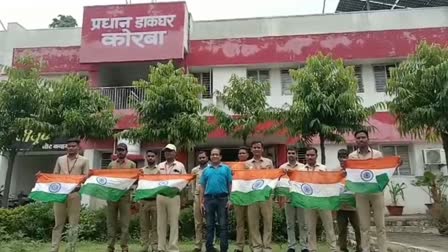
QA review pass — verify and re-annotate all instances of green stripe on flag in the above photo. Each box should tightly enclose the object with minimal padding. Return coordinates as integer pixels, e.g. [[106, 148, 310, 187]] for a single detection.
[[134, 187, 180, 201], [290, 193, 341, 210], [80, 184, 127, 202], [376, 173, 390, 191], [29, 191, 68, 203], [346, 181, 383, 194], [231, 187, 273, 206], [339, 194, 356, 208]]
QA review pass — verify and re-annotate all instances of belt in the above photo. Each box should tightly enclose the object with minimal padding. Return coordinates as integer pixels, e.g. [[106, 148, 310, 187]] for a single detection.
[[204, 193, 228, 199]]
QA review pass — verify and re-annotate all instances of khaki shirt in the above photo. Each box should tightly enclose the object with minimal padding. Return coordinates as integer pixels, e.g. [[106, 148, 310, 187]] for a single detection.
[[191, 165, 207, 195], [301, 163, 328, 172], [279, 161, 305, 171], [245, 157, 274, 169], [348, 148, 383, 160], [157, 160, 186, 175], [141, 164, 160, 175], [53, 154, 90, 175], [108, 158, 136, 169]]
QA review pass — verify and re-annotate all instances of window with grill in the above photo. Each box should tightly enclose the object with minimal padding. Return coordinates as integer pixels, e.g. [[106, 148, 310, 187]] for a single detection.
[[101, 152, 113, 169], [354, 65, 364, 93], [281, 69, 293, 95], [193, 71, 213, 98], [373, 64, 396, 92], [247, 69, 270, 96]]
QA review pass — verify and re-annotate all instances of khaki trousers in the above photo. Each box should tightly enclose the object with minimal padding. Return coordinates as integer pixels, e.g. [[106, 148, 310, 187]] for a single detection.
[[140, 200, 158, 251], [193, 195, 205, 249], [356, 192, 386, 252], [285, 203, 308, 251], [247, 199, 273, 252], [157, 195, 181, 252], [107, 193, 131, 251], [51, 192, 81, 252], [305, 209, 338, 252], [235, 205, 249, 251]]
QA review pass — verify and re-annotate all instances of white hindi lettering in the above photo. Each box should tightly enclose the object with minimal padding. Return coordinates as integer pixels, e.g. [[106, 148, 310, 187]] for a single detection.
[[134, 15, 176, 28], [91, 17, 133, 31], [101, 29, 168, 48]]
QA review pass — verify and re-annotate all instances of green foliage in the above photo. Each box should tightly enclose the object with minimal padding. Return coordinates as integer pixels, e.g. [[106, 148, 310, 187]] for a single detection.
[[208, 74, 273, 145], [123, 62, 211, 150], [0, 202, 322, 243], [49, 15, 78, 28], [387, 181, 406, 206], [412, 171, 448, 204], [280, 53, 373, 164], [387, 42, 448, 162]]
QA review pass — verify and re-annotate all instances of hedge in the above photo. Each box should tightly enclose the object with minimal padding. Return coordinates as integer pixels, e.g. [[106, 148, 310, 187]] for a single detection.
[[0, 202, 323, 242]]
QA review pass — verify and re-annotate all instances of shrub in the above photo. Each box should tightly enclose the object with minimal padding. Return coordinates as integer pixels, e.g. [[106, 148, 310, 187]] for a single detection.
[[0, 201, 323, 242]]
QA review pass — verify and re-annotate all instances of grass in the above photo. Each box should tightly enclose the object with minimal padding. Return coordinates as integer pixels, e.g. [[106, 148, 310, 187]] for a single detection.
[[1, 241, 331, 252]]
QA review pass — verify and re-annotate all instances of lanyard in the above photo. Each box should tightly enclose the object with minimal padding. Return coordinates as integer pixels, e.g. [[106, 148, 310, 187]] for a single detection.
[[67, 156, 78, 174]]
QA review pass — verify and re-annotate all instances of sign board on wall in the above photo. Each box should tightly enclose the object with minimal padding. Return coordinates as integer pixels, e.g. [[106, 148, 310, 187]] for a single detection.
[[80, 2, 188, 63]]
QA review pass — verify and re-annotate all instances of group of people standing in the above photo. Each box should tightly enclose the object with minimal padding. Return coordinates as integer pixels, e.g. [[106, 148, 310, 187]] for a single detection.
[[49, 129, 388, 252]]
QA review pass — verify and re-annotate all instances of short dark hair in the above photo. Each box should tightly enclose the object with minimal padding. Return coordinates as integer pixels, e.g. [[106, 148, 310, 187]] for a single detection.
[[306, 147, 318, 154], [146, 149, 157, 155], [287, 146, 297, 152], [239, 146, 250, 153], [251, 141, 264, 148], [211, 148, 222, 155], [337, 149, 349, 157], [66, 138, 80, 144], [198, 150, 208, 157], [354, 130, 369, 138]]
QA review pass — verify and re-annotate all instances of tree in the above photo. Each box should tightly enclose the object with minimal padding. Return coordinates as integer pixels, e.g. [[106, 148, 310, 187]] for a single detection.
[[208, 74, 273, 146], [280, 53, 373, 164], [122, 62, 211, 150], [0, 57, 115, 207], [49, 15, 78, 28], [387, 42, 448, 164]]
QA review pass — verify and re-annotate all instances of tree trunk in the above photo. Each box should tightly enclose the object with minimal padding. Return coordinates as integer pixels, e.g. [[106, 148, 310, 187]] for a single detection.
[[441, 133, 448, 173], [319, 134, 326, 165], [2, 150, 17, 208]]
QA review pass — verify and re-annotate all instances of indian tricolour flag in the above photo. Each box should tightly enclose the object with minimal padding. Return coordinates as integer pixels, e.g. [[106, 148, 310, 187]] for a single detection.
[[289, 171, 345, 210], [230, 169, 284, 206], [345, 156, 401, 194], [225, 162, 247, 172], [135, 174, 195, 201], [80, 169, 140, 202], [29, 173, 86, 203], [275, 174, 290, 197]]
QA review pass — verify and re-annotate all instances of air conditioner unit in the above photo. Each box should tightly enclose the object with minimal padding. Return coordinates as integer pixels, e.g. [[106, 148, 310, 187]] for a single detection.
[[423, 149, 446, 165]]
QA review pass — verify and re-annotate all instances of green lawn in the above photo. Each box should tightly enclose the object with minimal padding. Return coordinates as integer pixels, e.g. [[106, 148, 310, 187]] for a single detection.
[[1, 241, 330, 252]]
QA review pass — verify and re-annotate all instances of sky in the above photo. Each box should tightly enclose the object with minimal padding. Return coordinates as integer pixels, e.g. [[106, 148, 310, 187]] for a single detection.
[[0, 0, 340, 30]]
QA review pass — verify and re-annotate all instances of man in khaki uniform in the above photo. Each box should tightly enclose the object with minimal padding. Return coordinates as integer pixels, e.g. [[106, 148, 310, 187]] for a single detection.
[[245, 141, 274, 252], [191, 151, 209, 252], [301, 147, 337, 252], [51, 138, 90, 252], [234, 146, 251, 252], [279, 147, 308, 252], [107, 143, 137, 252], [140, 149, 160, 252], [348, 130, 384, 252], [336, 149, 361, 252], [157, 144, 186, 252]]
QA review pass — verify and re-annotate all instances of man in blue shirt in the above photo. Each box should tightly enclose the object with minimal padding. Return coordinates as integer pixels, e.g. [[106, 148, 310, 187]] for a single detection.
[[199, 148, 233, 252]]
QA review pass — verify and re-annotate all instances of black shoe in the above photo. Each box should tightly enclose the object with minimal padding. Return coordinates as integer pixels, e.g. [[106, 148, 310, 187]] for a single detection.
[[287, 249, 295, 252], [193, 249, 201, 252], [301, 250, 309, 252], [234, 250, 243, 252]]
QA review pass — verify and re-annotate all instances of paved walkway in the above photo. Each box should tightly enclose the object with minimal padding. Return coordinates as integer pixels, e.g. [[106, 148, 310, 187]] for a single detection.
[[387, 233, 448, 251]]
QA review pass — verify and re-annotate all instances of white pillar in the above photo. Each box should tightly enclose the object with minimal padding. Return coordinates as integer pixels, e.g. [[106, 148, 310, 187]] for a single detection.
[[0, 155, 8, 187]]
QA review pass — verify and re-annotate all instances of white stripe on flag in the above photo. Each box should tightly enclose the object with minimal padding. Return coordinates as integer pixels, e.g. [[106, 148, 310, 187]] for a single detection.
[[276, 178, 290, 188], [85, 176, 135, 190], [346, 168, 395, 183], [289, 181, 343, 197], [137, 179, 187, 190], [232, 179, 278, 193], [32, 182, 78, 195]]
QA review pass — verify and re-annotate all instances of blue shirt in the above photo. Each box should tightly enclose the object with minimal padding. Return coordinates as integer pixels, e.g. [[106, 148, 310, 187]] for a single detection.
[[200, 163, 232, 195]]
